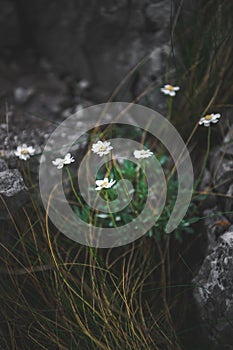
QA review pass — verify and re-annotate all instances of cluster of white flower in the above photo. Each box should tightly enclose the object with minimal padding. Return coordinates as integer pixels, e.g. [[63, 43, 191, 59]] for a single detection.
[[90, 140, 154, 190], [48, 141, 154, 191], [14, 88, 222, 193]]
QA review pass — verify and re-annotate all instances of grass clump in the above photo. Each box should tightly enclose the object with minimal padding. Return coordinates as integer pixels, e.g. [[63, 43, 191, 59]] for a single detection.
[[0, 0, 233, 349]]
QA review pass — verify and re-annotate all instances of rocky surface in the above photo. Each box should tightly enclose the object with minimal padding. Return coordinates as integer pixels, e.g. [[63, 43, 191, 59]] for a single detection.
[[0, 0, 179, 178], [193, 227, 233, 349], [193, 124, 233, 349], [209, 132, 233, 223], [0, 0, 176, 112], [0, 158, 28, 220], [0, 123, 49, 176], [0, 158, 8, 172], [0, 55, 72, 128]]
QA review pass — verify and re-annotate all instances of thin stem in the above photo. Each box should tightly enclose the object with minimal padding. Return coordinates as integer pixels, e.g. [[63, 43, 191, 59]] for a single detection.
[[26, 160, 33, 187], [167, 97, 173, 121], [194, 126, 211, 190], [105, 190, 117, 229], [65, 166, 85, 209]]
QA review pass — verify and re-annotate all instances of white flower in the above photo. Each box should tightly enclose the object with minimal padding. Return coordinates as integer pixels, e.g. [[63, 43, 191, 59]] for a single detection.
[[14, 144, 35, 160], [199, 113, 221, 127], [91, 140, 113, 157], [160, 84, 180, 97], [133, 149, 153, 159], [95, 178, 116, 191], [52, 153, 75, 169]]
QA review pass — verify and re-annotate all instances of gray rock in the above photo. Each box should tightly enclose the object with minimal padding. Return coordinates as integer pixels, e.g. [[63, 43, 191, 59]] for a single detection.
[[209, 141, 233, 222], [0, 159, 8, 172], [193, 228, 233, 349], [0, 123, 46, 173], [0, 168, 28, 220], [0, 99, 89, 183], [202, 209, 231, 252], [193, 122, 233, 348], [224, 125, 233, 144], [12, 0, 174, 111], [0, 56, 70, 129], [0, 109, 89, 251]]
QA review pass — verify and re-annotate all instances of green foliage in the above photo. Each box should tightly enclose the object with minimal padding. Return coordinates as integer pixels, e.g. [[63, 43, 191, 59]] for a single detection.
[[71, 153, 201, 241]]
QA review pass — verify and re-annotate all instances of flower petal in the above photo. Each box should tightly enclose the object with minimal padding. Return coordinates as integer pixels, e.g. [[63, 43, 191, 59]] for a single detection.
[[96, 180, 104, 186], [52, 158, 63, 165], [212, 113, 221, 119], [161, 88, 169, 94], [65, 153, 71, 159], [57, 163, 64, 169], [27, 147, 35, 154], [169, 91, 176, 96]]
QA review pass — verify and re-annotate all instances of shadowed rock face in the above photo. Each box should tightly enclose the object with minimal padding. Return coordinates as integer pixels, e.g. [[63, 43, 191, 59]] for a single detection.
[[193, 229, 233, 349], [193, 126, 233, 349], [0, 0, 173, 109], [0, 159, 8, 172]]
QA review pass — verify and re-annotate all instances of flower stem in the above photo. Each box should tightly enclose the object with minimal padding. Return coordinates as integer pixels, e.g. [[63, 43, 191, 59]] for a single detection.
[[167, 97, 173, 121], [105, 190, 117, 228], [26, 160, 33, 187], [194, 126, 211, 190], [65, 166, 84, 208]]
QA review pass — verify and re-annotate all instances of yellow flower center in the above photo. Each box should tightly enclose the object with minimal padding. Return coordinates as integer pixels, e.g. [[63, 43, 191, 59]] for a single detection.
[[99, 145, 106, 152], [102, 180, 108, 187], [205, 115, 212, 120], [167, 85, 174, 91], [21, 149, 29, 155]]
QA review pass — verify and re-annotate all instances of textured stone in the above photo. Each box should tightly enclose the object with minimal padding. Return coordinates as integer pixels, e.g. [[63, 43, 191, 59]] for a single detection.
[[0, 57, 69, 128], [224, 125, 233, 144], [0, 168, 28, 220], [193, 121, 233, 348], [0, 159, 8, 172], [10, 0, 172, 110], [0, 0, 179, 117], [193, 228, 233, 349], [209, 138, 233, 222], [0, 123, 46, 172]]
